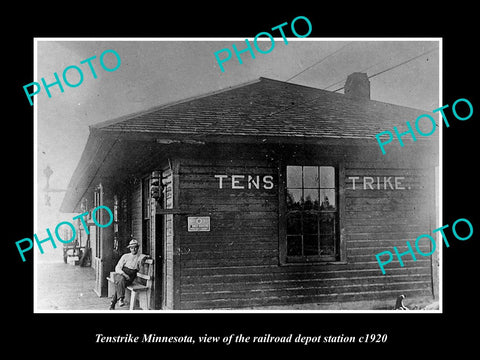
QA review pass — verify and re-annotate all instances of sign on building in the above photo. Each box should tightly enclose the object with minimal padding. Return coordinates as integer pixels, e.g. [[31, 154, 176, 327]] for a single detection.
[[187, 216, 211, 232]]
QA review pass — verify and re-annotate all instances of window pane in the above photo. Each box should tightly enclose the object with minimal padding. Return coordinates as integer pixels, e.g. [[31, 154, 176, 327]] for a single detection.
[[319, 213, 336, 235], [287, 166, 302, 188], [285, 165, 338, 261], [303, 166, 319, 188], [287, 236, 302, 256], [320, 235, 335, 256], [303, 188, 318, 210], [165, 185, 173, 209], [286, 213, 302, 234], [121, 197, 128, 223], [320, 189, 336, 210], [320, 166, 335, 188], [303, 212, 318, 234], [320, 212, 335, 256], [113, 195, 119, 222], [304, 235, 319, 255], [286, 189, 302, 210]]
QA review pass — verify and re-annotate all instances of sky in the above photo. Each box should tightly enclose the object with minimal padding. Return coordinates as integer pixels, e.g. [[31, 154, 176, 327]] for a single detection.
[[35, 38, 440, 239]]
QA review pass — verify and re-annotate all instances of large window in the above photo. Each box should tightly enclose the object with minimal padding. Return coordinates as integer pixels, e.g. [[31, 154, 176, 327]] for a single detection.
[[285, 165, 338, 262]]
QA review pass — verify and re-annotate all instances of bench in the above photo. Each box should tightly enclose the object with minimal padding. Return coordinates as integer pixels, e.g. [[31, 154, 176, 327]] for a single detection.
[[106, 258, 154, 310]]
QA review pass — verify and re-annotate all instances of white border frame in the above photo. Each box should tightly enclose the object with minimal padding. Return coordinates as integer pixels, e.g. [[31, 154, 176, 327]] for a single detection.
[[33, 37, 443, 314]]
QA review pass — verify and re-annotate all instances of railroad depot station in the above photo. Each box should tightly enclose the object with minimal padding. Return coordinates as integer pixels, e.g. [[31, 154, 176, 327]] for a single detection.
[[60, 74, 439, 310]]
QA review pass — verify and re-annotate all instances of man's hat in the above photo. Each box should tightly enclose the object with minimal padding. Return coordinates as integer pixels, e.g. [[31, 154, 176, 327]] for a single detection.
[[127, 239, 139, 248]]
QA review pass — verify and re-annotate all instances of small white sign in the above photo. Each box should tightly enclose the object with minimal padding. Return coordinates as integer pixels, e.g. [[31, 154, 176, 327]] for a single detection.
[[187, 216, 210, 232]]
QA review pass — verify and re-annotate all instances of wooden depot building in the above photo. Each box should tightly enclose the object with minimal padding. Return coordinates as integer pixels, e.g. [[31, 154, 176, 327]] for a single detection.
[[60, 74, 439, 310]]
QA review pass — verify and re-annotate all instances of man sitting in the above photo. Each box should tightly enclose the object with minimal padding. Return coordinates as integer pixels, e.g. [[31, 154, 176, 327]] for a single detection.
[[109, 239, 147, 310]]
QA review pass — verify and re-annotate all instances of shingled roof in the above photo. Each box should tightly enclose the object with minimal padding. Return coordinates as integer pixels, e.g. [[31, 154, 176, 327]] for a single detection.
[[92, 77, 434, 141], [61, 77, 437, 213]]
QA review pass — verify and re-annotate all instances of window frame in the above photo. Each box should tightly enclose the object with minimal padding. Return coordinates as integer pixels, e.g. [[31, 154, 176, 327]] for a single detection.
[[279, 158, 346, 265], [142, 176, 151, 255], [93, 183, 103, 259]]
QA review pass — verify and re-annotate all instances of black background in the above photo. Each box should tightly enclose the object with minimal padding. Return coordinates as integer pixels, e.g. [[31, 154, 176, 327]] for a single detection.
[[6, 4, 478, 356]]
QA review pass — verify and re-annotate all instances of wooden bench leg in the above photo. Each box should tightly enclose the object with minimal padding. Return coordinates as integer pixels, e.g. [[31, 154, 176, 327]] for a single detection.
[[129, 290, 137, 310], [138, 291, 148, 310], [107, 278, 115, 298]]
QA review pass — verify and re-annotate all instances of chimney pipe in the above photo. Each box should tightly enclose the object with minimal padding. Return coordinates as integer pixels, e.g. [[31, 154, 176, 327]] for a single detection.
[[344, 72, 370, 100]]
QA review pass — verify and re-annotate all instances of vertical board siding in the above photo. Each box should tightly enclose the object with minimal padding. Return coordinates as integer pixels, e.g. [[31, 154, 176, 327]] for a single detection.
[[165, 214, 174, 309], [131, 181, 142, 246], [176, 153, 434, 309]]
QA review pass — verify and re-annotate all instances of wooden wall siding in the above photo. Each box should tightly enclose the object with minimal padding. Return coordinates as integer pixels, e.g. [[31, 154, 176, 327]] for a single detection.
[[131, 180, 142, 247], [179, 160, 278, 272], [89, 226, 97, 270], [162, 214, 174, 309], [163, 167, 175, 309], [175, 149, 435, 310]]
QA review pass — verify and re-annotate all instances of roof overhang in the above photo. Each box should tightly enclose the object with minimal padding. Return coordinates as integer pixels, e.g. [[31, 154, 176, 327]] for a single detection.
[[60, 127, 438, 213]]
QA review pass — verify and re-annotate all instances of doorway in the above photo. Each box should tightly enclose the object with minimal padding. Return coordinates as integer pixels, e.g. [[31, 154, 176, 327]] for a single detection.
[[147, 167, 174, 309], [154, 213, 164, 309]]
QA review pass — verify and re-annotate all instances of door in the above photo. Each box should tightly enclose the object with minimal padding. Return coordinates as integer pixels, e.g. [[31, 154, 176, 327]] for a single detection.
[[154, 213, 164, 309], [162, 168, 174, 309], [93, 184, 104, 297], [92, 183, 114, 297], [149, 167, 174, 309]]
